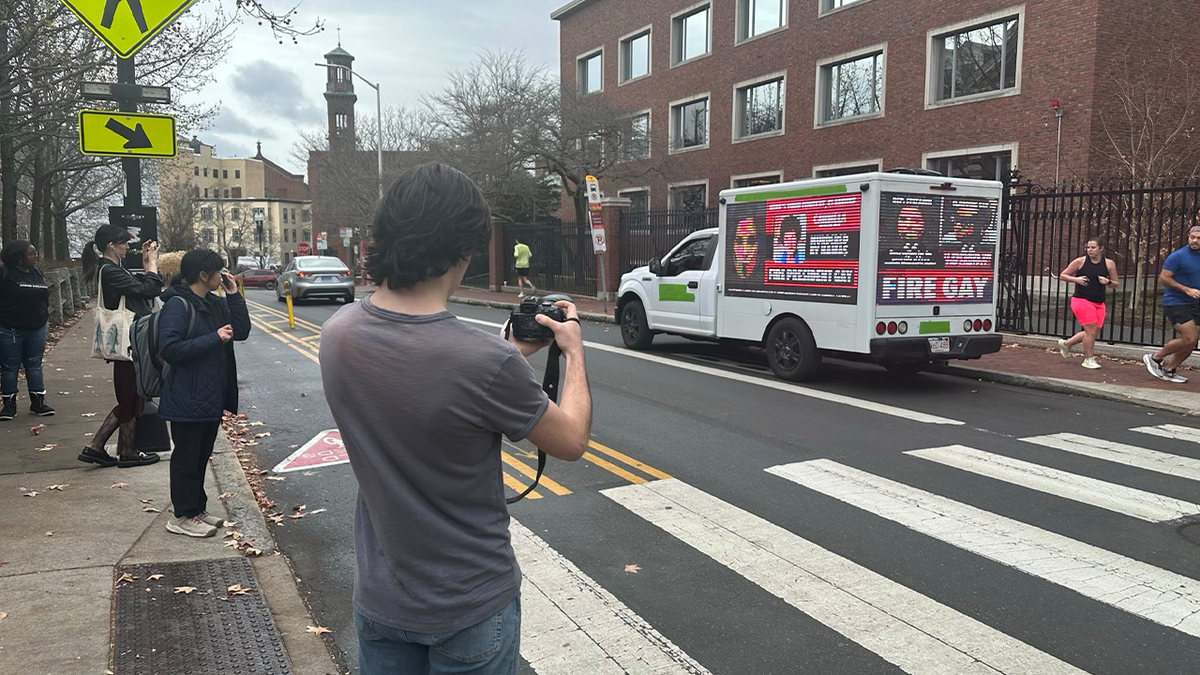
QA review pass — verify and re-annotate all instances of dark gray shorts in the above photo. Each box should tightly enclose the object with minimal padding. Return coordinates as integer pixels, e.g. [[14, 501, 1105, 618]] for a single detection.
[[1164, 303, 1200, 326]]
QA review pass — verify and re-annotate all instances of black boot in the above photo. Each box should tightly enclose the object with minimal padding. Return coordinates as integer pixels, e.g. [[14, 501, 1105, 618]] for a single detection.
[[0, 395, 15, 421], [29, 392, 55, 417]]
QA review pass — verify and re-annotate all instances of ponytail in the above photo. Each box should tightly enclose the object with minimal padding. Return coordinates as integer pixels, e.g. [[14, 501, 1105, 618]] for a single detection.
[[82, 241, 101, 281]]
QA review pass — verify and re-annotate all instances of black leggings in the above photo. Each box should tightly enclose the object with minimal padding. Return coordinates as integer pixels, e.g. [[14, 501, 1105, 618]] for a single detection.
[[170, 421, 221, 518]]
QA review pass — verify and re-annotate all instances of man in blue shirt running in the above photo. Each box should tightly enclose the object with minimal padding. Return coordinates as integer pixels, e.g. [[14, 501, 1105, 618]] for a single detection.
[[1145, 226, 1200, 383]]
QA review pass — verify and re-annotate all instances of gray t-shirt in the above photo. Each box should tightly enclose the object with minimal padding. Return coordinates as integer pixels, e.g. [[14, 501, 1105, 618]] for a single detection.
[[320, 298, 549, 634]]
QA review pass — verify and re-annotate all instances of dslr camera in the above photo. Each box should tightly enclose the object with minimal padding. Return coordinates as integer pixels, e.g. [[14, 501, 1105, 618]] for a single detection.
[[509, 294, 571, 341]]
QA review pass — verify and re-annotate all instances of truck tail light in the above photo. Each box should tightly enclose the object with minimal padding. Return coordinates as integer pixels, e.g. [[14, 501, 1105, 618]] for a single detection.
[[887, 322, 898, 335], [973, 319, 983, 332], [876, 322, 887, 335], [897, 321, 908, 335], [983, 319, 993, 332], [963, 320, 973, 332]]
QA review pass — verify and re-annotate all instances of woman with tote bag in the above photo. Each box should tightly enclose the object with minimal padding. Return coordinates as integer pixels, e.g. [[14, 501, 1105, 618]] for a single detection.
[[77, 224, 164, 468]]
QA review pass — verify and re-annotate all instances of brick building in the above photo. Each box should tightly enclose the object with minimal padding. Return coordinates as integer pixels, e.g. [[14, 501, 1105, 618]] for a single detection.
[[551, 0, 1200, 211]]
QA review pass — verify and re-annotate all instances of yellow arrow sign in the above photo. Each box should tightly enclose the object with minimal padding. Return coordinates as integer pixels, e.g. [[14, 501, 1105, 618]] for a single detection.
[[59, 0, 199, 58], [78, 110, 177, 158]]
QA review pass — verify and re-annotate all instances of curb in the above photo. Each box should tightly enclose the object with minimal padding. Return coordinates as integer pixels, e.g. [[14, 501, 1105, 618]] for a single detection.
[[211, 432, 275, 555], [449, 296, 616, 324]]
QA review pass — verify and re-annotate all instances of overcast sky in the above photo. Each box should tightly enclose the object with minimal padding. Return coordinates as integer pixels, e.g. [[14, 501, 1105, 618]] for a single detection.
[[186, 0, 564, 174]]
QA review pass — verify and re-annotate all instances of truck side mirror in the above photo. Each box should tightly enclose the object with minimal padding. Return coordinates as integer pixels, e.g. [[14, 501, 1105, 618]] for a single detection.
[[648, 256, 662, 275]]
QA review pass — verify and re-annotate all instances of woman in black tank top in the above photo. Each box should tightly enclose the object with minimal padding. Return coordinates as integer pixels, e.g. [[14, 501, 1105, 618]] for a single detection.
[[1058, 238, 1119, 368]]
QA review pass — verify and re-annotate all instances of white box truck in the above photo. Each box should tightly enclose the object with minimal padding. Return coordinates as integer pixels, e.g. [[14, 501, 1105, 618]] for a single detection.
[[615, 172, 1004, 381]]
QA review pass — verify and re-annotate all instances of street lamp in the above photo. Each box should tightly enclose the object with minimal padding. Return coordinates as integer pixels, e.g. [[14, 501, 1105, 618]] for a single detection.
[[314, 62, 383, 202]]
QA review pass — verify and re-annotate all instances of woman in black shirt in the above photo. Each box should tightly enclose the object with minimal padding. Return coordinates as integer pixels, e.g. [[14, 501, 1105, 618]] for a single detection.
[[0, 241, 54, 420]]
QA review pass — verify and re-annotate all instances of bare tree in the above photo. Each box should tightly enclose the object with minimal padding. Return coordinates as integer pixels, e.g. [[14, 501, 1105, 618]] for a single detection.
[[157, 171, 199, 251]]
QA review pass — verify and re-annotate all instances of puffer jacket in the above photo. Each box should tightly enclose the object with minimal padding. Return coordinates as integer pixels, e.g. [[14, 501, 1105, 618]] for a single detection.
[[99, 260, 163, 319], [157, 284, 251, 422]]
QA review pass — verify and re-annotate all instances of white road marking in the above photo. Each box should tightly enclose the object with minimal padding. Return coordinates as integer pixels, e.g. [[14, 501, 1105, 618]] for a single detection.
[[1132, 424, 1200, 445], [767, 460, 1200, 638], [510, 519, 709, 675], [602, 479, 1087, 675], [1021, 433, 1200, 483], [906, 445, 1200, 522], [457, 315, 963, 426]]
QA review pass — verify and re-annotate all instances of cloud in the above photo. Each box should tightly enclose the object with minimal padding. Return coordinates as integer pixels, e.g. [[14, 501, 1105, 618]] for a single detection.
[[230, 60, 324, 124]]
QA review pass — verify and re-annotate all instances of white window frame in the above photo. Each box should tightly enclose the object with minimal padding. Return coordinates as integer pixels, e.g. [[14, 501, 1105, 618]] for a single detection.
[[619, 26, 653, 85], [671, 2, 713, 67], [812, 158, 883, 177], [818, 0, 877, 17], [737, 0, 788, 45], [814, 44, 886, 128], [732, 70, 787, 143], [925, 6, 1025, 110], [922, 142, 1019, 179], [667, 179, 710, 210], [622, 110, 653, 162], [576, 47, 605, 95], [669, 93, 712, 154], [618, 187, 652, 211], [730, 171, 784, 188]]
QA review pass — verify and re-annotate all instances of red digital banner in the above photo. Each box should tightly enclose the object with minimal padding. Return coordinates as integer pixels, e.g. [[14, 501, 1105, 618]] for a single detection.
[[877, 270, 995, 304]]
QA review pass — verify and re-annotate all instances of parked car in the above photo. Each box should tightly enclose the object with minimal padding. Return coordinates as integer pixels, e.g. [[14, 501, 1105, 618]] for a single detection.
[[240, 269, 278, 290], [277, 256, 355, 304]]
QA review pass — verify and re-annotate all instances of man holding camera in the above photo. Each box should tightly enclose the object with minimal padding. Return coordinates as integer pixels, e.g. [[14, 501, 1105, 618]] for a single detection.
[[319, 163, 591, 675]]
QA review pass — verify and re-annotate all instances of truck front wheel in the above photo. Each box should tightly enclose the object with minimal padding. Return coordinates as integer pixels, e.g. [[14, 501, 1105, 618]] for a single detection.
[[620, 300, 654, 350], [766, 318, 821, 382]]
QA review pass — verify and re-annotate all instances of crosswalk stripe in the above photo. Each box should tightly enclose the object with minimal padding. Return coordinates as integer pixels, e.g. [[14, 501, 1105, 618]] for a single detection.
[[906, 445, 1200, 522], [1132, 424, 1200, 445], [768, 460, 1200, 638], [510, 519, 708, 675], [1021, 433, 1200, 483], [602, 479, 1087, 675]]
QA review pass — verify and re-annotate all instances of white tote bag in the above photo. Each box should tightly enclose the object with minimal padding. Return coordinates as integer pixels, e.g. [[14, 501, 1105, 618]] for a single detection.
[[91, 267, 134, 362]]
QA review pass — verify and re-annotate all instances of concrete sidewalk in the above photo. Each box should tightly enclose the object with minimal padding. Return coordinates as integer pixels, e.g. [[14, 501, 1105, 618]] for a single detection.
[[0, 312, 337, 675]]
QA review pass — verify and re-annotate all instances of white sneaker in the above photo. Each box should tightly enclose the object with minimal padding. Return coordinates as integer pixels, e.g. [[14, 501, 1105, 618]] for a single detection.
[[1144, 354, 1166, 379], [1056, 339, 1069, 359], [1164, 370, 1189, 384], [1081, 357, 1101, 369], [517, 293, 525, 298], [166, 515, 218, 538], [198, 511, 224, 527]]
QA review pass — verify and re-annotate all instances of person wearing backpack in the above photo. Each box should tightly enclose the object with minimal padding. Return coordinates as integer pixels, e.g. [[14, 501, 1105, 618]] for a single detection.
[[0, 240, 54, 420], [78, 224, 163, 468], [157, 250, 250, 538]]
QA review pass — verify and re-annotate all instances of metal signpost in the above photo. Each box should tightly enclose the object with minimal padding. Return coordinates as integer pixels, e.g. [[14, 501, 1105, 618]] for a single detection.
[[253, 208, 266, 267], [585, 175, 608, 313]]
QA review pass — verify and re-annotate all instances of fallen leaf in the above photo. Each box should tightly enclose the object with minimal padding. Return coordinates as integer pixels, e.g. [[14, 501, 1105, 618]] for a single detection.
[[37, 444, 56, 452], [254, 432, 271, 439], [243, 547, 263, 557], [148, 574, 164, 581], [222, 520, 237, 527], [308, 508, 327, 515], [81, 412, 97, 417], [302, 471, 316, 476], [242, 441, 259, 447], [224, 530, 243, 540], [117, 573, 137, 585], [289, 444, 300, 449], [173, 586, 197, 595], [267, 514, 285, 524], [248, 421, 264, 427], [292, 504, 306, 512], [84, 432, 94, 437], [142, 506, 161, 513], [30, 424, 45, 435], [0, 612, 7, 621], [265, 476, 285, 481], [45, 531, 53, 537], [223, 540, 238, 548], [46, 484, 68, 491], [139, 499, 153, 504], [23, 491, 40, 498], [110, 483, 129, 489], [218, 492, 232, 499], [226, 584, 252, 596], [306, 625, 332, 635], [57, 391, 70, 395], [624, 564, 640, 574]]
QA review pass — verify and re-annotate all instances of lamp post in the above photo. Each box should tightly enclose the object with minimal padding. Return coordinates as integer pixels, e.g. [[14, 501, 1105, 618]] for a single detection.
[[314, 62, 383, 202]]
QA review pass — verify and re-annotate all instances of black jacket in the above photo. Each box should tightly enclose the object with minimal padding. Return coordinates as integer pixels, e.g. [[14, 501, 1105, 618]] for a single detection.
[[157, 285, 252, 422], [98, 260, 163, 319], [0, 265, 49, 330]]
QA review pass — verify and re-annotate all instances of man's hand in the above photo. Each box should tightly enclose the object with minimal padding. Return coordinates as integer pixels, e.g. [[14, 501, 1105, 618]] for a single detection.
[[1187, 287, 1200, 300], [217, 324, 234, 342], [536, 301, 584, 358]]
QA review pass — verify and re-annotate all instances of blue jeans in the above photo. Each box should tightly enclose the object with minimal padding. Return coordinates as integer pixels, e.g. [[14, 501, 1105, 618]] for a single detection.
[[356, 596, 520, 675], [0, 324, 47, 396]]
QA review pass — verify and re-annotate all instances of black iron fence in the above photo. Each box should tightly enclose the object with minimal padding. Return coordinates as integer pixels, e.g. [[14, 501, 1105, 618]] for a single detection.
[[503, 222, 598, 296], [618, 208, 719, 274], [461, 249, 490, 288], [1000, 178, 1200, 346]]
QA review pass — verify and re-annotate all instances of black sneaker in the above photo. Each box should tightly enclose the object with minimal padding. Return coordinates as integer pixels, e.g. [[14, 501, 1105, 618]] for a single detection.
[[118, 451, 161, 468], [29, 392, 55, 417], [0, 395, 15, 421], [78, 446, 119, 467]]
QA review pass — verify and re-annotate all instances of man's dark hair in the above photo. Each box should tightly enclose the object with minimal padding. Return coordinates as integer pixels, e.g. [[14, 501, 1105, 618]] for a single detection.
[[366, 163, 491, 290], [779, 216, 803, 238], [1, 240, 32, 268]]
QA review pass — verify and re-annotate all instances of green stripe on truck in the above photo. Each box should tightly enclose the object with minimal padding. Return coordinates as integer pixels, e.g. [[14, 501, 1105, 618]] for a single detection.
[[920, 321, 952, 335], [658, 284, 695, 302], [733, 184, 849, 202]]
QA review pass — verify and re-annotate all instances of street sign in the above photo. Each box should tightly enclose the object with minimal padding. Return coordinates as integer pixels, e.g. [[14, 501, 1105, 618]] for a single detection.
[[584, 175, 607, 254], [109, 206, 157, 269], [272, 429, 348, 473], [78, 110, 176, 158], [316, 232, 327, 250], [81, 81, 171, 104], [297, 242, 311, 256], [59, 0, 200, 58]]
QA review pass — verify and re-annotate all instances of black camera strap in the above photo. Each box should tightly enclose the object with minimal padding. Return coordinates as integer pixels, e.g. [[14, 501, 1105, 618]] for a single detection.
[[506, 341, 561, 504]]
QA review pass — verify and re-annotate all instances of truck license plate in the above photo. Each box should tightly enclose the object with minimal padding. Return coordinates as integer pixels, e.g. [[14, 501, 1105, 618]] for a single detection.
[[928, 337, 951, 354]]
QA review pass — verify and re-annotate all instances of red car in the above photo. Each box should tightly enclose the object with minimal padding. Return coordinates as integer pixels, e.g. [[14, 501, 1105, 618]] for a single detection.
[[240, 268, 278, 290]]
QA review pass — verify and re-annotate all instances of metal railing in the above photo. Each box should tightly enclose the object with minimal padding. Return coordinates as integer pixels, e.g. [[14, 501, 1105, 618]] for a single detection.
[[618, 208, 719, 273], [503, 222, 598, 296]]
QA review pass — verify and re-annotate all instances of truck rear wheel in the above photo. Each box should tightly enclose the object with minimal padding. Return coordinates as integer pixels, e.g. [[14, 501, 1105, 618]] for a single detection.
[[766, 318, 821, 382], [620, 299, 654, 350]]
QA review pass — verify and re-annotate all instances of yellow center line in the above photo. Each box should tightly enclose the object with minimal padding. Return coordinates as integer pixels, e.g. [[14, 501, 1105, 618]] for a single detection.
[[251, 317, 320, 348], [501, 450, 572, 496], [250, 318, 319, 364], [582, 451, 646, 485], [502, 471, 542, 499], [246, 299, 326, 333], [587, 440, 673, 480]]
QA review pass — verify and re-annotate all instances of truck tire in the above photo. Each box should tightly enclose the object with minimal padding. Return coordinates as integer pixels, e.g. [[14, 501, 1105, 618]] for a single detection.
[[766, 317, 821, 382], [620, 299, 654, 350]]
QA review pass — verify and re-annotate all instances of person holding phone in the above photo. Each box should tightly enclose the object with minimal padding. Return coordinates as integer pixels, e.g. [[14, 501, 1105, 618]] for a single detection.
[[1057, 237, 1119, 369], [157, 250, 251, 538]]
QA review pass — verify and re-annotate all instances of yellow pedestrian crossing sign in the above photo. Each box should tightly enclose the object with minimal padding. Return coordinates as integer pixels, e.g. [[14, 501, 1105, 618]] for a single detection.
[[78, 110, 177, 158], [58, 0, 199, 58]]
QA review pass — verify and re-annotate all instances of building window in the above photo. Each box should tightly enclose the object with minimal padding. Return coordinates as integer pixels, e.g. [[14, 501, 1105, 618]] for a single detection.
[[302, 229, 311, 242], [203, 168, 208, 177], [927, 149, 1012, 181], [203, 188, 208, 198], [193, 187, 200, 199], [232, 230, 242, 243], [673, 5, 711, 65], [203, 228, 215, 244], [820, 51, 883, 124], [193, 166, 199, 176], [733, 174, 782, 188], [292, 229, 298, 243], [736, 77, 784, 139], [231, 208, 240, 220], [620, 189, 650, 213], [934, 15, 1020, 102], [738, 0, 784, 41], [231, 187, 242, 199], [223, 189, 230, 198], [302, 210, 311, 222], [291, 208, 297, 222], [235, 170, 241, 179], [282, 208, 289, 223], [222, 170, 228, 179], [671, 97, 709, 151], [201, 207, 213, 221], [283, 228, 289, 243], [815, 161, 882, 177], [620, 30, 651, 83], [670, 183, 707, 212], [268, 229, 273, 244], [335, 110, 348, 129], [578, 50, 603, 95], [623, 113, 651, 161], [824, 0, 867, 10]]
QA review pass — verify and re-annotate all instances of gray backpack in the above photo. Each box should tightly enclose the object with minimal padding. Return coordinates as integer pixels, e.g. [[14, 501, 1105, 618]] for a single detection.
[[129, 296, 194, 399]]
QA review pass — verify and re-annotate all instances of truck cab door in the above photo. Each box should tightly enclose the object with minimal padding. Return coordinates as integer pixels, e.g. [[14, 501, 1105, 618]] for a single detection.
[[650, 234, 716, 334]]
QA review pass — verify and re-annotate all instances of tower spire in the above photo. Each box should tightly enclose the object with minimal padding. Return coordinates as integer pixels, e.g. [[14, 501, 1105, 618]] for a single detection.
[[337, 25, 341, 47]]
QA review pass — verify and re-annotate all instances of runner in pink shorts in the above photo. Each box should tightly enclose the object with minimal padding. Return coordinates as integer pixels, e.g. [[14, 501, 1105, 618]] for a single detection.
[[1058, 237, 1119, 369]]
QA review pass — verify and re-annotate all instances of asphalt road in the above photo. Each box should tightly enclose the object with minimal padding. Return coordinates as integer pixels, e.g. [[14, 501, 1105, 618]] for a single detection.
[[234, 289, 1200, 675]]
